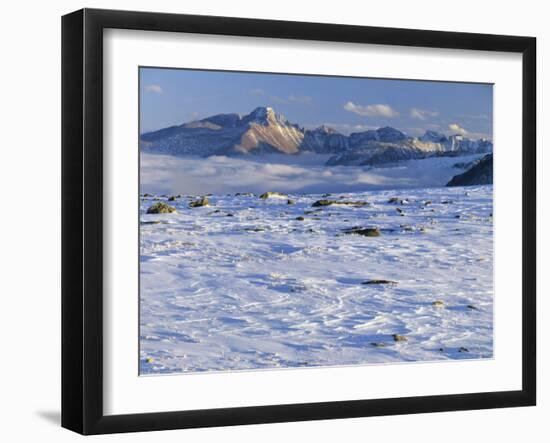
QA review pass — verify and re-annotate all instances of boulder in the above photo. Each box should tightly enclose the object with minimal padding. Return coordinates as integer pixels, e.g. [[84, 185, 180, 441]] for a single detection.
[[312, 199, 368, 207], [146, 202, 176, 214], [259, 191, 286, 199], [392, 334, 408, 342], [362, 279, 397, 285], [189, 197, 209, 208], [343, 227, 380, 237]]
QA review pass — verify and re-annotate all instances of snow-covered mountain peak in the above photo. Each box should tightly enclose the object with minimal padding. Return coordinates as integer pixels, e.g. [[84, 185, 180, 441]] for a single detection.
[[243, 106, 288, 126], [375, 126, 408, 142], [313, 124, 338, 134], [420, 130, 448, 143]]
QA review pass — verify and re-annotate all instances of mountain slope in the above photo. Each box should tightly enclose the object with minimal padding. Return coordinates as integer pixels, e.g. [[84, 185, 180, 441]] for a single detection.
[[446, 154, 493, 186], [301, 125, 349, 154], [233, 107, 304, 154]]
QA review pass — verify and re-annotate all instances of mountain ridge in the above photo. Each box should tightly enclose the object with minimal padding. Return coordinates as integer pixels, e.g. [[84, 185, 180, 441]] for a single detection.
[[141, 106, 493, 166]]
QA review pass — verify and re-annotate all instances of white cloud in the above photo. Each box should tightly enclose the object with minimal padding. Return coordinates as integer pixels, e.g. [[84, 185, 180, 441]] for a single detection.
[[448, 123, 468, 135], [250, 88, 265, 96], [144, 84, 162, 94], [410, 108, 439, 120], [343, 102, 399, 118]]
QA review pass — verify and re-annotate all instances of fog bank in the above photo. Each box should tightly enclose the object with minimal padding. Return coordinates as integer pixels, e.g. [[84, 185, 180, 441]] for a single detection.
[[140, 152, 480, 195]]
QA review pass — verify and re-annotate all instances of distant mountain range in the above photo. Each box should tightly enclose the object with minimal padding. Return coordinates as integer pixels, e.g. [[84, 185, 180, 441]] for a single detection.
[[140, 106, 493, 166]]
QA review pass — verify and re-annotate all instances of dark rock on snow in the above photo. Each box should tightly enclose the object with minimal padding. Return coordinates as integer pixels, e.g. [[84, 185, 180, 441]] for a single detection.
[[146, 202, 176, 214], [392, 334, 408, 342], [362, 279, 397, 285], [343, 227, 380, 237], [259, 191, 286, 199], [312, 199, 368, 207], [189, 197, 209, 208]]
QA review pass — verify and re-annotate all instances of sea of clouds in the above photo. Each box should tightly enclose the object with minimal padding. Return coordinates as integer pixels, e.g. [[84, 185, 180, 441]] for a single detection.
[[140, 152, 481, 195]]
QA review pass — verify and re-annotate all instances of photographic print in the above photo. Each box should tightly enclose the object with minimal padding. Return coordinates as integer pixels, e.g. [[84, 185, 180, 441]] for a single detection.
[[139, 67, 494, 375]]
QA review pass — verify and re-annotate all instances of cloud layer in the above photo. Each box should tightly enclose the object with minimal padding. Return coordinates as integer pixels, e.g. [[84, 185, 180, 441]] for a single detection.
[[140, 153, 476, 196]]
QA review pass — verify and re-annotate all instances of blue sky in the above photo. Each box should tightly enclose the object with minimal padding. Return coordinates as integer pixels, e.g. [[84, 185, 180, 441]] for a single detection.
[[140, 67, 493, 139]]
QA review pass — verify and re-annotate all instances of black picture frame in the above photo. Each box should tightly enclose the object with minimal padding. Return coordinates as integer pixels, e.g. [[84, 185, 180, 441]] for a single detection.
[[62, 8, 537, 435]]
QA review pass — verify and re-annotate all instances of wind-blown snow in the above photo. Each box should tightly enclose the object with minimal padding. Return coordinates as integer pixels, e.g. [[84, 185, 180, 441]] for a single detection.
[[139, 185, 493, 374]]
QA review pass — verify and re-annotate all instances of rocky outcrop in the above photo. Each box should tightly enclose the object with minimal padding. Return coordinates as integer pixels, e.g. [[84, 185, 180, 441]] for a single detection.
[[446, 154, 493, 187]]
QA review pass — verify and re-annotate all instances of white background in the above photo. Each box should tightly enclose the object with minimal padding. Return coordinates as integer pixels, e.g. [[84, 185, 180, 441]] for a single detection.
[[0, 0, 547, 441]]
